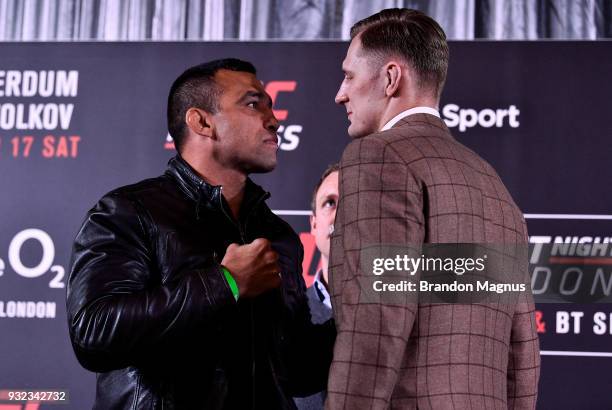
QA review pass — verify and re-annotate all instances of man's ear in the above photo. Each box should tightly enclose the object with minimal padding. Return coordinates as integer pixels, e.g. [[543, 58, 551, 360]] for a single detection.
[[310, 214, 316, 233], [185, 108, 214, 139], [383, 61, 402, 97]]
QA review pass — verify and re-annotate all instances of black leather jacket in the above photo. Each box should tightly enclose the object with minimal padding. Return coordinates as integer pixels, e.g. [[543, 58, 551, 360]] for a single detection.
[[67, 156, 335, 409]]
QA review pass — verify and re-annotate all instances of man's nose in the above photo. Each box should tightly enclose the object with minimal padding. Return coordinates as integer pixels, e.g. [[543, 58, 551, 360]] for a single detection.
[[265, 109, 280, 133], [335, 86, 347, 105]]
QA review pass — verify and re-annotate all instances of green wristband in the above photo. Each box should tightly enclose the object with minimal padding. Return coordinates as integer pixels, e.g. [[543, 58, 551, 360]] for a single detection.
[[221, 266, 239, 301]]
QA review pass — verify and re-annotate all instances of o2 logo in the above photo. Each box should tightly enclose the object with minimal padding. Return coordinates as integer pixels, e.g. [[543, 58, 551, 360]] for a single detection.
[[0, 229, 65, 289]]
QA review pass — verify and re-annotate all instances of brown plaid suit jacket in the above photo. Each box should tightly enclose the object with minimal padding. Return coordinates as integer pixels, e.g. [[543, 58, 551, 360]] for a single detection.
[[326, 114, 540, 410]]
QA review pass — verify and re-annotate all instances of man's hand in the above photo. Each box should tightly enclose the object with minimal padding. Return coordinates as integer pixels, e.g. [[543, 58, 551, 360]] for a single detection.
[[221, 238, 281, 298]]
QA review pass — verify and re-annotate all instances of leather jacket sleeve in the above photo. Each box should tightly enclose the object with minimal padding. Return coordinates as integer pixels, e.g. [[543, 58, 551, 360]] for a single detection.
[[284, 244, 337, 397], [67, 192, 235, 373], [287, 310, 336, 397]]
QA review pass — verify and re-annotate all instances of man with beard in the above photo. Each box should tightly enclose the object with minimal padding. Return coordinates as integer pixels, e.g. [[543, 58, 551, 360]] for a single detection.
[[67, 59, 335, 409]]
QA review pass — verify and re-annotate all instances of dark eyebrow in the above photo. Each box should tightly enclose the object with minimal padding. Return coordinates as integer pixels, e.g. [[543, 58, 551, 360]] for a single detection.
[[321, 193, 338, 203], [240, 90, 273, 108]]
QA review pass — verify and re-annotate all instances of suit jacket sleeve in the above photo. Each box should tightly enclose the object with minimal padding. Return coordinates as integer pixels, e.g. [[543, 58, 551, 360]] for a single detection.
[[507, 294, 541, 409], [326, 136, 424, 409], [67, 192, 236, 372]]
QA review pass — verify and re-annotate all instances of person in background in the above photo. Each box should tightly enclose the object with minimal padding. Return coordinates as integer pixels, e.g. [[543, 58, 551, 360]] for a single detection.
[[294, 163, 338, 410]]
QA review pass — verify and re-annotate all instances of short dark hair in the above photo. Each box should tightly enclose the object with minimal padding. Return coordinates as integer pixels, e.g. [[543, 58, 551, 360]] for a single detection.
[[350, 8, 449, 98], [167, 58, 256, 152], [311, 163, 340, 214]]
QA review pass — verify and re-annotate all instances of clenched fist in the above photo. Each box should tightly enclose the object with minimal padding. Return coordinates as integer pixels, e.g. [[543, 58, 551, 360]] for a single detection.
[[221, 238, 281, 298]]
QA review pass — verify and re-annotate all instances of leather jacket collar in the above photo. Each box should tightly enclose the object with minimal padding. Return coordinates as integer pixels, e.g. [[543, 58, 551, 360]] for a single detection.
[[165, 155, 270, 219]]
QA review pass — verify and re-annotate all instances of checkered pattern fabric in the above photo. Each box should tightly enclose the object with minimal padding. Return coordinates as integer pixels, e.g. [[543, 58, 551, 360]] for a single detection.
[[327, 114, 540, 410]]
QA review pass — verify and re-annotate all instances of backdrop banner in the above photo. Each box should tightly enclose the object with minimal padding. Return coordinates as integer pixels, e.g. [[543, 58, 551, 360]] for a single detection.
[[0, 42, 610, 409]]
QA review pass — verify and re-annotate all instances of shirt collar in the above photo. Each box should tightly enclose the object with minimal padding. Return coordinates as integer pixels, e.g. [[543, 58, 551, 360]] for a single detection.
[[166, 155, 270, 219], [380, 106, 440, 131], [313, 269, 332, 309]]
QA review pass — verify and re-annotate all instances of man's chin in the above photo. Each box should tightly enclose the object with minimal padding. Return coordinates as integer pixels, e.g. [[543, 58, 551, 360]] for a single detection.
[[248, 161, 277, 174], [348, 124, 370, 139]]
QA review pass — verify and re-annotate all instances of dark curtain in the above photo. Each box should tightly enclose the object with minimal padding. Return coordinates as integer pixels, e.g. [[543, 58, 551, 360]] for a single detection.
[[0, 0, 610, 40]]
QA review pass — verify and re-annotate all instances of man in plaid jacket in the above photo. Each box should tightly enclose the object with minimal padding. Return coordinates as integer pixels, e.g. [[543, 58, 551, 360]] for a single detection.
[[327, 8, 540, 410]]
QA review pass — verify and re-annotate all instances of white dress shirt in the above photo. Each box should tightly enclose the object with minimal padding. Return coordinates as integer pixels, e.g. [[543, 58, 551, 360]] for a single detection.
[[312, 269, 332, 310], [380, 106, 440, 131]]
